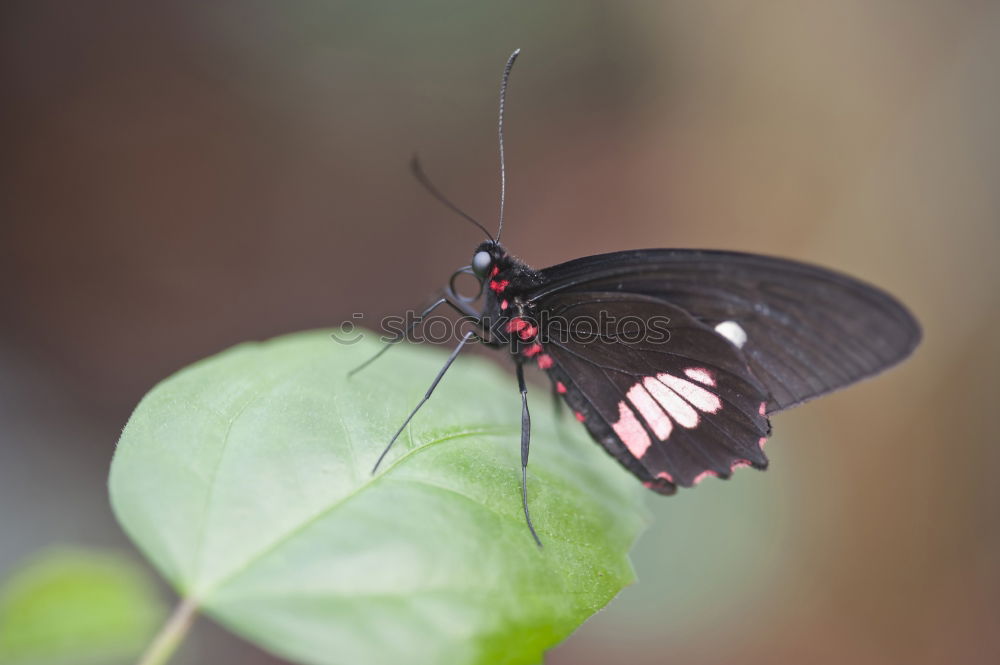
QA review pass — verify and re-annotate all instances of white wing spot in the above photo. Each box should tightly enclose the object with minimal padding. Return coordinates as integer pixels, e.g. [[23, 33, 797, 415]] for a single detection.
[[714, 320, 747, 348], [643, 377, 699, 428], [658, 373, 722, 413], [684, 367, 716, 386]]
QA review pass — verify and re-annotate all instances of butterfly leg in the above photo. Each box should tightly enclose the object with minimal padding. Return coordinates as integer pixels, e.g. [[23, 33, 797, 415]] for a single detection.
[[371, 330, 475, 473], [517, 362, 543, 547], [349, 293, 483, 376], [348, 297, 450, 376]]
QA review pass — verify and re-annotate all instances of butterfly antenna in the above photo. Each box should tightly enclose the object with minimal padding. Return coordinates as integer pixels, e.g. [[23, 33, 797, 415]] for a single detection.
[[495, 48, 520, 244], [410, 155, 495, 242]]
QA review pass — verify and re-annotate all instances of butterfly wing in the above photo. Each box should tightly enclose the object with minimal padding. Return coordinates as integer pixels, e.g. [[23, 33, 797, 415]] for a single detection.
[[530, 249, 920, 412], [532, 292, 771, 491]]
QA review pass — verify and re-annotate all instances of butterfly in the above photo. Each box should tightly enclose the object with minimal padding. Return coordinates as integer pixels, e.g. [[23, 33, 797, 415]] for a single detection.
[[356, 50, 921, 546]]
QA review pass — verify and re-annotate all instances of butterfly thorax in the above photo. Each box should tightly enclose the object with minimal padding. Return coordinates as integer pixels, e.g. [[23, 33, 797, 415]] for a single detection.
[[473, 242, 546, 356]]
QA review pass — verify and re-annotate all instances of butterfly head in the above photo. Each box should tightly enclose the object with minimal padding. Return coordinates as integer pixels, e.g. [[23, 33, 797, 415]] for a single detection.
[[470, 241, 507, 280]]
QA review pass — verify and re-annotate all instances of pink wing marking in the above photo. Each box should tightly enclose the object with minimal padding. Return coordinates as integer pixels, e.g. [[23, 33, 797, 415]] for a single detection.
[[643, 377, 699, 428], [626, 383, 673, 440], [536, 354, 554, 370], [556, 381, 567, 394], [611, 401, 651, 459], [692, 469, 719, 485]]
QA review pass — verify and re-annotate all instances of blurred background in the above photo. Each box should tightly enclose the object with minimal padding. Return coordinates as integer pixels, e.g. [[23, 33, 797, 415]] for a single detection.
[[2, 1, 998, 663]]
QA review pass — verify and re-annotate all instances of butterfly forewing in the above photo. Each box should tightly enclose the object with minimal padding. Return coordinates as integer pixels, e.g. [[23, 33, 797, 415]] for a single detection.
[[531, 249, 921, 412], [535, 293, 771, 488]]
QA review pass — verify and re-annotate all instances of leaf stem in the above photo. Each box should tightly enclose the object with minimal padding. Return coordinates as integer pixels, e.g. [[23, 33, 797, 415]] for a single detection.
[[135, 596, 198, 665]]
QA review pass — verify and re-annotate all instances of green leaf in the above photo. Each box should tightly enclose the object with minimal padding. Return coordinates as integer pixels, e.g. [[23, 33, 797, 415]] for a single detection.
[[0, 547, 165, 665], [109, 331, 646, 665]]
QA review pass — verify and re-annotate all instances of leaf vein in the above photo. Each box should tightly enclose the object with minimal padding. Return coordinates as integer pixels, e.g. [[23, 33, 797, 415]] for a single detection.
[[193, 425, 513, 598]]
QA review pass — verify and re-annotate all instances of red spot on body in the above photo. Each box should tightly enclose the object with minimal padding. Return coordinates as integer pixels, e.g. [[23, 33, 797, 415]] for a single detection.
[[574, 411, 586, 422], [500, 299, 509, 310], [506, 317, 527, 333], [489, 279, 509, 293], [556, 381, 567, 394], [523, 343, 542, 357], [536, 354, 554, 370], [490, 266, 499, 277], [518, 324, 538, 340]]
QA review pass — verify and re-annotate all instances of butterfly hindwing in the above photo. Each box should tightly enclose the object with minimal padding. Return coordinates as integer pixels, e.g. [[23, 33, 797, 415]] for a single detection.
[[534, 292, 770, 489]]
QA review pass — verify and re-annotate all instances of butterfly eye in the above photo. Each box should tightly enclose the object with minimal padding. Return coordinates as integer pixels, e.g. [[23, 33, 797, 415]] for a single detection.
[[471, 251, 493, 278]]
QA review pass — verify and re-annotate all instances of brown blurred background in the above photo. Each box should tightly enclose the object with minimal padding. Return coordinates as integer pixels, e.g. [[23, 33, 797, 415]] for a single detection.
[[2, 1, 998, 663]]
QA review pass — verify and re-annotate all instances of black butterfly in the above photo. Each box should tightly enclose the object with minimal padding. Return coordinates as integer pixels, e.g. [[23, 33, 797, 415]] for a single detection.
[[357, 50, 921, 545]]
